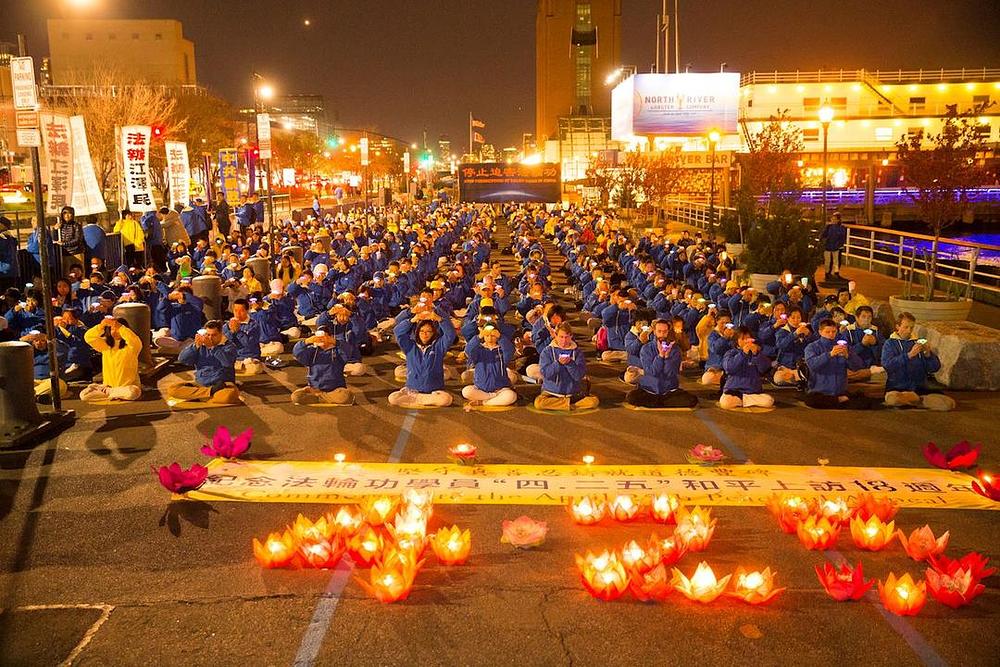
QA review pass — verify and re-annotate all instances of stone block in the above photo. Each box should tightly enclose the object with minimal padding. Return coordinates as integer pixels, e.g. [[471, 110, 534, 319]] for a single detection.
[[915, 320, 1000, 390]]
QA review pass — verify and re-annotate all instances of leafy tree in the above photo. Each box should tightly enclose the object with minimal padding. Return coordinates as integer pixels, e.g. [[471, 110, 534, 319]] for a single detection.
[[895, 102, 992, 300]]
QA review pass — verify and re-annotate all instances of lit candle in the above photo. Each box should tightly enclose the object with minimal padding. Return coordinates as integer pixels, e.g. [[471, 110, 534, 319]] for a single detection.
[[298, 537, 344, 569], [252, 530, 297, 568], [329, 506, 364, 536], [674, 506, 716, 552], [619, 539, 656, 574], [448, 443, 478, 464], [672, 561, 731, 603], [796, 515, 840, 550], [361, 495, 398, 526], [582, 455, 595, 465], [878, 572, 927, 616], [609, 494, 640, 522], [729, 567, 785, 605], [575, 550, 629, 601], [655, 534, 687, 566], [650, 493, 680, 523], [347, 526, 383, 568], [568, 495, 607, 525], [333, 452, 346, 463], [360, 562, 417, 603], [430, 525, 471, 565], [849, 515, 895, 551]]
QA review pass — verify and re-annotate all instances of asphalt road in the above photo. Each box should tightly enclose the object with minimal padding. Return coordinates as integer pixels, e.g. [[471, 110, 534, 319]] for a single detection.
[[1, 228, 998, 667]]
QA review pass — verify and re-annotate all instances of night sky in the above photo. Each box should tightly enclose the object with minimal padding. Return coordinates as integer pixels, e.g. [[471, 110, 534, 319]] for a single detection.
[[5, 0, 999, 151]]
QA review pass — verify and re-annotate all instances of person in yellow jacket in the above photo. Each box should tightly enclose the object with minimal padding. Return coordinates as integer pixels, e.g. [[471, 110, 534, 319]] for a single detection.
[[114, 209, 146, 269], [79, 317, 143, 402]]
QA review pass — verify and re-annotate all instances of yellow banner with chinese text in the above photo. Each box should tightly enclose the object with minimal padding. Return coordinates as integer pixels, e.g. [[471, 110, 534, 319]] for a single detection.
[[182, 460, 996, 510]]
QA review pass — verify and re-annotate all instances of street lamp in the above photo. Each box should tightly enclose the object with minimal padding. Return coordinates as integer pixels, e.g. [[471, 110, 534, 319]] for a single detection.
[[252, 72, 277, 265], [819, 105, 835, 224], [707, 129, 720, 231]]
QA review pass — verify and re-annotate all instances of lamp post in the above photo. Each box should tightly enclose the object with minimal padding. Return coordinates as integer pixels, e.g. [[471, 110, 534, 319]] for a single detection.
[[819, 105, 835, 224], [252, 72, 276, 266], [707, 129, 720, 233]]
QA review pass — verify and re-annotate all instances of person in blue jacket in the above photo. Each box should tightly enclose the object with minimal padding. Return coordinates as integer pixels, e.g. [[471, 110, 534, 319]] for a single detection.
[[803, 319, 875, 409], [461, 323, 517, 407], [4, 291, 46, 337], [55, 305, 94, 382], [820, 211, 848, 280], [227, 299, 263, 375], [388, 309, 456, 408], [719, 327, 775, 410], [624, 319, 698, 409], [153, 285, 204, 352], [701, 312, 735, 386], [167, 320, 241, 404], [597, 289, 634, 362], [290, 325, 354, 405], [23, 328, 69, 403], [773, 306, 813, 386], [534, 322, 598, 411], [881, 312, 955, 411], [0, 216, 19, 289]]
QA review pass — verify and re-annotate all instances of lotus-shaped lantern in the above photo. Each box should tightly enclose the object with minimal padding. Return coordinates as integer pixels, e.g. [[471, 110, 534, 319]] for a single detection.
[[430, 525, 472, 565], [877, 572, 927, 616], [849, 515, 896, 551], [200, 426, 253, 459], [672, 562, 731, 603], [252, 530, 297, 569], [568, 496, 607, 525], [815, 561, 875, 601], [153, 463, 208, 494], [796, 515, 840, 550], [673, 506, 716, 552], [629, 563, 673, 602], [728, 567, 785, 605], [500, 516, 548, 549], [898, 525, 949, 562], [850, 492, 899, 522], [921, 440, 980, 470]]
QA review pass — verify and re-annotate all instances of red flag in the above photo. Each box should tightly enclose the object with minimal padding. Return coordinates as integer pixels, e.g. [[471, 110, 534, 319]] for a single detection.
[[473, 132, 485, 143], [471, 118, 486, 129]]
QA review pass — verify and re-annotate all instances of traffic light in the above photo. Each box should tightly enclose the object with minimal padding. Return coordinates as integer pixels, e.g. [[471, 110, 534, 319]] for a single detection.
[[325, 135, 341, 148], [151, 124, 165, 139]]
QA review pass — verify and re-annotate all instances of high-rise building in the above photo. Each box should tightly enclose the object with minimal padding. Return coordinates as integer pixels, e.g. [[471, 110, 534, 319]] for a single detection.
[[46, 19, 197, 85], [535, 0, 621, 144], [437, 136, 452, 162]]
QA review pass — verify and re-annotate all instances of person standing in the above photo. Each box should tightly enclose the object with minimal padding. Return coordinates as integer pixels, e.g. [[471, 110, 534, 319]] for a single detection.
[[57, 206, 85, 277], [213, 192, 232, 241], [0, 216, 19, 291], [113, 210, 146, 269], [820, 212, 848, 281]]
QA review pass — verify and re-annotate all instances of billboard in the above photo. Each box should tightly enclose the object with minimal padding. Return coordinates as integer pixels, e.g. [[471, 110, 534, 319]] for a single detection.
[[612, 73, 740, 140], [458, 163, 560, 203]]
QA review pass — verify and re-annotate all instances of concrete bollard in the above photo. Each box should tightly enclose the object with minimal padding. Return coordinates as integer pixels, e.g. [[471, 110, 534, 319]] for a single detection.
[[283, 245, 303, 267], [0, 341, 43, 440], [245, 256, 271, 287], [192, 275, 223, 321], [113, 302, 154, 370]]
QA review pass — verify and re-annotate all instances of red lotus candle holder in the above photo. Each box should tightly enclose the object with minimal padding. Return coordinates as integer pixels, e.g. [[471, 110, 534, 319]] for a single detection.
[[650, 493, 681, 523], [849, 515, 896, 551], [796, 515, 840, 550], [878, 572, 927, 616], [576, 550, 629, 601], [619, 539, 659, 575], [608, 494, 641, 522], [819, 497, 852, 526], [568, 495, 607, 525], [925, 561, 988, 608], [298, 536, 344, 569], [359, 560, 418, 603], [970, 471, 1000, 502], [673, 506, 716, 552], [653, 534, 688, 566], [815, 561, 875, 601], [448, 442, 478, 465], [671, 562, 731, 604], [360, 495, 398, 527], [347, 525, 384, 568], [850, 492, 899, 522], [629, 563, 673, 602], [728, 567, 785, 605], [765, 494, 816, 534], [291, 514, 335, 543], [430, 525, 472, 565], [253, 530, 297, 569], [898, 525, 949, 562]]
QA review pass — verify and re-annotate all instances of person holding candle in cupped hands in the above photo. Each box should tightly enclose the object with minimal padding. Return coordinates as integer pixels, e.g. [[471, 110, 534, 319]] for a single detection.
[[624, 319, 698, 409], [534, 322, 599, 411]]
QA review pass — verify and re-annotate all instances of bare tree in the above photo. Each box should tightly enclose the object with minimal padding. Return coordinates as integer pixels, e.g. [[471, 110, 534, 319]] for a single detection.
[[52, 67, 181, 206], [896, 102, 992, 300], [738, 110, 804, 217]]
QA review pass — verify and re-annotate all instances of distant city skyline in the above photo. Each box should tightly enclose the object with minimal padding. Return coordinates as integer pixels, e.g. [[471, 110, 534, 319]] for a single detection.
[[5, 0, 999, 150]]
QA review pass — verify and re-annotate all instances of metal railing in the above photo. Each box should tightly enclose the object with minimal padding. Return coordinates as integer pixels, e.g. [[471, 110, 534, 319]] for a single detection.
[[659, 198, 1000, 303], [741, 68, 1000, 86], [842, 225, 1000, 301]]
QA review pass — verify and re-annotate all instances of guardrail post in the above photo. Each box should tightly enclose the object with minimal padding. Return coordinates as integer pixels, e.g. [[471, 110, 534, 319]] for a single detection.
[[896, 235, 904, 280], [869, 230, 875, 271], [966, 247, 979, 300]]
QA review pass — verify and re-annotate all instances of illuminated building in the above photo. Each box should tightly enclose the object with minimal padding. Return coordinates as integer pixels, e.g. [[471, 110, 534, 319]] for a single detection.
[[740, 68, 999, 190], [47, 19, 197, 85]]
